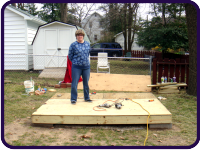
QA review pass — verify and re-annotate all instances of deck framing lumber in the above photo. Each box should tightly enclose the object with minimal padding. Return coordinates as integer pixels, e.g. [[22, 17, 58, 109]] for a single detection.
[[32, 93, 172, 127]]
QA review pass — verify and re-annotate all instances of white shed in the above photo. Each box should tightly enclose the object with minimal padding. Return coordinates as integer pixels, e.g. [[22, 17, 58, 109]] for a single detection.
[[4, 5, 46, 70], [32, 21, 90, 70], [114, 31, 144, 51]]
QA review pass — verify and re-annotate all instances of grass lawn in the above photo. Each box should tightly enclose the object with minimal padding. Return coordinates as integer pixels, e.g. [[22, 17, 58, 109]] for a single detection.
[[4, 74, 197, 146], [3, 61, 197, 146], [90, 59, 150, 75]]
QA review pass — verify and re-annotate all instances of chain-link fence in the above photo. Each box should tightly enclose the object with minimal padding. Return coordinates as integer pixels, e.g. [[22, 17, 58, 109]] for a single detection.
[[4, 53, 152, 91]]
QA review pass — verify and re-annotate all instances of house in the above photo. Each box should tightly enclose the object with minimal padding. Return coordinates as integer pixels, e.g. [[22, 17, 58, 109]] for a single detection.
[[82, 12, 104, 44], [4, 5, 46, 70], [114, 31, 144, 50], [32, 21, 90, 70]]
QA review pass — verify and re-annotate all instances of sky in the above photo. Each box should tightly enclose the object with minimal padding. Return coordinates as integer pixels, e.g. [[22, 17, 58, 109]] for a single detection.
[[35, 3, 152, 20]]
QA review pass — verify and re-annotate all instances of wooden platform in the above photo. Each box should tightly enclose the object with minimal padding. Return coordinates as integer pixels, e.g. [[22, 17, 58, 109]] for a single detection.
[[39, 68, 66, 79], [32, 93, 172, 126], [78, 73, 151, 92], [39, 71, 151, 92]]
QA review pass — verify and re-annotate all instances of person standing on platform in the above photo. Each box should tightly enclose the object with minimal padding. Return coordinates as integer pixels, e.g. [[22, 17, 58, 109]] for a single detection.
[[68, 29, 92, 105]]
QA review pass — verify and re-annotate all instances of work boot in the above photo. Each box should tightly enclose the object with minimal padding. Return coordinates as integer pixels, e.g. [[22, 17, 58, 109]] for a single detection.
[[85, 99, 92, 103], [71, 101, 76, 105]]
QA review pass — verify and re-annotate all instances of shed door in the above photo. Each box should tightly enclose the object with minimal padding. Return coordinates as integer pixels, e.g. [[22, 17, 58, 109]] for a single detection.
[[45, 30, 58, 68], [57, 29, 71, 67]]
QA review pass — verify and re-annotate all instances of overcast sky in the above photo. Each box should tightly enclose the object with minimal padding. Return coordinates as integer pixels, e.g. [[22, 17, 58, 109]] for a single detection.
[[35, 3, 152, 20]]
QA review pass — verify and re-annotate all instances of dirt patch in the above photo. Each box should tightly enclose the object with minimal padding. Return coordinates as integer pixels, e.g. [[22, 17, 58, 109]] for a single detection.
[[4, 118, 78, 146], [148, 136, 187, 146], [149, 124, 181, 132], [4, 119, 192, 146]]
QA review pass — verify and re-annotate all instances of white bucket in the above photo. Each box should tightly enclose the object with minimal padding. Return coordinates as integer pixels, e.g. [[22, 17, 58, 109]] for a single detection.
[[24, 80, 34, 94]]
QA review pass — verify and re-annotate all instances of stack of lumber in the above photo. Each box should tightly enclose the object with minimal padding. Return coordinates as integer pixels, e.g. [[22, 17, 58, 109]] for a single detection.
[[55, 83, 71, 88], [147, 82, 187, 94]]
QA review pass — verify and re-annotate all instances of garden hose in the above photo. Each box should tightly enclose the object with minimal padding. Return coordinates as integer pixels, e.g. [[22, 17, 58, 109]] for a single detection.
[[131, 99, 151, 146], [93, 98, 151, 146]]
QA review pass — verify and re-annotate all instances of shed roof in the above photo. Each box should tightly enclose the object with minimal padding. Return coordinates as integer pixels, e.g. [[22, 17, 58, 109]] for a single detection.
[[32, 21, 91, 45], [6, 5, 46, 25]]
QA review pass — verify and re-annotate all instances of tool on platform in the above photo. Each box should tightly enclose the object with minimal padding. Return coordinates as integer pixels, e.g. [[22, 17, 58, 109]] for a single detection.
[[148, 99, 154, 102], [115, 102, 123, 109], [98, 103, 112, 108], [93, 98, 126, 111]]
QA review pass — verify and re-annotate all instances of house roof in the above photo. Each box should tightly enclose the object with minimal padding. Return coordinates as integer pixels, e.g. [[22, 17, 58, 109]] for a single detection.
[[82, 12, 102, 25], [32, 21, 91, 45], [6, 5, 46, 25]]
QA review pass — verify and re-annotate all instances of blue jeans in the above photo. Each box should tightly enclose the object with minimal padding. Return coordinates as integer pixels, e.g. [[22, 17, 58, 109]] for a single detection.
[[71, 67, 90, 102]]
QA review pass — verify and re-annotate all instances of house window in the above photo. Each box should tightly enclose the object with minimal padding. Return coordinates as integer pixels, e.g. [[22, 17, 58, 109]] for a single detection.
[[99, 21, 103, 28], [95, 13, 97, 17], [94, 35, 97, 41], [89, 22, 92, 28]]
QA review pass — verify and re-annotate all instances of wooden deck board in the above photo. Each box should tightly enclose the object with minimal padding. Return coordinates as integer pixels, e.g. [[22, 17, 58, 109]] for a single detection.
[[32, 93, 172, 125], [77, 73, 151, 92]]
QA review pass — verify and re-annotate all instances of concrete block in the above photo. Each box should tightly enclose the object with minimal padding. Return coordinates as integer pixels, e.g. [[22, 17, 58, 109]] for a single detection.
[[149, 123, 172, 129]]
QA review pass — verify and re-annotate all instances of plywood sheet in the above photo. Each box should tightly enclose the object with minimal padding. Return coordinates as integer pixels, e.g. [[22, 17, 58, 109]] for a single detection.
[[33, 98, 171, 116], [32, 93, 172, 125], [77, 73, 151, 92]]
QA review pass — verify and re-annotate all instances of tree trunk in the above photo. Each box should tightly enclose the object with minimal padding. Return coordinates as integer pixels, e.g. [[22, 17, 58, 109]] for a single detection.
[[18, 3, 24, 10], [127, 3, 133, 52], [60, 3, 68, 23], [185, 3, 197, 96], [162, 3, 166, 26], [11, 3, 16, 7], [108, 3, 114, 32], [153, 4, 157, 17], [129, 4, 138, 52], [123, 3, 128, 54]]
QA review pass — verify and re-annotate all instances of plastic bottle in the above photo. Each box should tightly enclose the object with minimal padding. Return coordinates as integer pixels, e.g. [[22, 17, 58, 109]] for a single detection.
[[161, 76, 164, 83], [173, 75, 176, 82], [170, 78, 173, 83], [164, 76, 167, 83], [38, 85, 41, 91]]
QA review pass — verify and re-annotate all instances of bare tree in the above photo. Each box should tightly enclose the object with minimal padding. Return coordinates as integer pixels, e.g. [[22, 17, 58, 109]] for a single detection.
[[70, 3, 96, 27], [128, 3, 139, 52], [122, 3, 128, 52], [60, 3, 68, 23], [18, 3, 25, 10], [118, 3, 140, 53]]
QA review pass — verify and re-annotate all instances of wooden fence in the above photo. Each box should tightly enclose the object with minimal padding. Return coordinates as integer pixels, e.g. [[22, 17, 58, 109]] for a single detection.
[[123, 50, 188, 60], [152, 58, 189, 86], [123, 50, 156, 57]]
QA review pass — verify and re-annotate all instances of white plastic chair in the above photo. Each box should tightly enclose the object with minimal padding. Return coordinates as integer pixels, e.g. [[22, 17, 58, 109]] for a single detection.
[[97, 53, 110, 73]]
